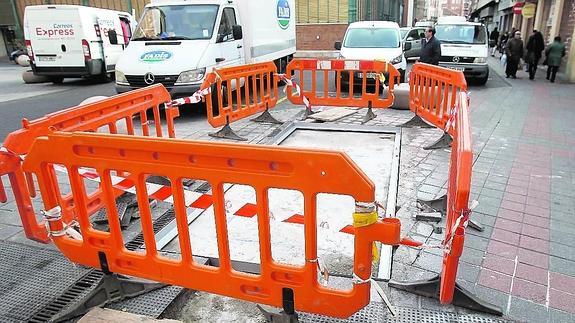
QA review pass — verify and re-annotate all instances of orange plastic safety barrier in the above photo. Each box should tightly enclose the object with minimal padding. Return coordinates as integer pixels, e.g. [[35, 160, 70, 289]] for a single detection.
[[286, 58, 400, 109], [408, 63, 468, 130], [22, 131, 402, 318], [203, 62, 279, 128], [0, 85, 173, 242], [440, 92, 473, 304]]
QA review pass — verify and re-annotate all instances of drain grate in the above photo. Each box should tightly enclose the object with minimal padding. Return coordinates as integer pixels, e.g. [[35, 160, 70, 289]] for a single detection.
[[28, 208, 178, 322], [0, 241, 90, 322], [299, 305, 510, 323]]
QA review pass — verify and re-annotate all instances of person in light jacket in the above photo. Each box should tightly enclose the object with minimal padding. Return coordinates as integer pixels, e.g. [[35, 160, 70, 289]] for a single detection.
[[545, 36, 566, 83]]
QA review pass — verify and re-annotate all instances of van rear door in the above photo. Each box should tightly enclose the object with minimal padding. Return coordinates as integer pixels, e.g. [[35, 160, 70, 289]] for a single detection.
[[97, 13, 126, 72], [26, 6, 84, 68]]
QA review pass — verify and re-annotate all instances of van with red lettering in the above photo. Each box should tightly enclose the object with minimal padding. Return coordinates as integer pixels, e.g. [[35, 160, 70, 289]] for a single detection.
[[23, 5, 135, 83]]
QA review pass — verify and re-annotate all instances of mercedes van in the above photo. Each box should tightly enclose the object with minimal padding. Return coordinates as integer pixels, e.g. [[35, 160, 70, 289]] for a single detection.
[[435, 16, 489, 85]]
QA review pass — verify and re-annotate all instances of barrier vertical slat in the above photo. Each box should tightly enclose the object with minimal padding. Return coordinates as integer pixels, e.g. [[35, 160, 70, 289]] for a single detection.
[[172, 179, 194, 264], [100, 170, 126, 250], [140, 111, 150, 137], [442, 82, 449, 119], [135, 177, 159, 258], [304, 193, 317, 272], [153, 105, 162, 137], [126, 116, 135, 135], [256, 188, 272, 277], [25, 172, 36, 198], [429, 78, 436, 116], [213, 183, 232, 271]]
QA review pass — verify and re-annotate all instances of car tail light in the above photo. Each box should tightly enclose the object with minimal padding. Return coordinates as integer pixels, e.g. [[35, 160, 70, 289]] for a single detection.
[[25, 40, 34, 62], [82, 39, 91, 61]]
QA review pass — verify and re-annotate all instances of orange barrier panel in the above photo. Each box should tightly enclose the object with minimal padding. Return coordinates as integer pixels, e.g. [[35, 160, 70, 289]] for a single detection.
[[285, 59, 400, 112], [0, 85, 173, 242], [22, 131, 402, 318], [407, 63, 467, 130], [203, 62, 280, 128], [440, 92, 473, 303]]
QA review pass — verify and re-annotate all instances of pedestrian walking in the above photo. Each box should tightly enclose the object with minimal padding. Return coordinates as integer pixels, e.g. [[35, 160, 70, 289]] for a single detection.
[[505, 31, 524, 78], [499, 31, 509, 55], [490, 27, 500, 57], [545, 36, 566, 83], [419, 26, 441, 65], [525, 30, 545, 80]]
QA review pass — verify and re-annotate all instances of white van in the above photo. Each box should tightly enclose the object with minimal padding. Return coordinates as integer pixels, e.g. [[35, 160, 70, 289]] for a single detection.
[[334, 21, 408, 85], [435, 16, 489, 85], [24, 5, 135, 83], [114, 0, 296, 99]]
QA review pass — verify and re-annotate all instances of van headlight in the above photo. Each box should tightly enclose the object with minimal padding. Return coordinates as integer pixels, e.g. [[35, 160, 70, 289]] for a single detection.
[[115, 70, 128, 84], [391, 54, 403, 65], [474, 57, 487, 63], [176, 68, 206, 84]]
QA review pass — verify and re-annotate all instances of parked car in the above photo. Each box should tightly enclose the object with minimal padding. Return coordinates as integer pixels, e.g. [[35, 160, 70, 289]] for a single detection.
[[400, 26, 426, 60], [334, 21, 409, 87]]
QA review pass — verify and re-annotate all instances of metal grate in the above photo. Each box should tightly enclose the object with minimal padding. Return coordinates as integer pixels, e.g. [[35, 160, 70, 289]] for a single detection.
[[107, 285, 183, 317], [0, 241, 90, 322], [300, 305, 510, 323], [28, 208, 178, 322]]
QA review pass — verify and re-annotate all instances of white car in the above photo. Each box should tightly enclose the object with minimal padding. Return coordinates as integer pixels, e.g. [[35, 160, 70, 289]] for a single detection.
[[335, 21, 408, 87]]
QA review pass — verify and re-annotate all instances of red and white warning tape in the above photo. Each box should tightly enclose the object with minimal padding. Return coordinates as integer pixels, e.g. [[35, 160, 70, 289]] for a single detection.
[[276, 74, 312, 111], [165, 87, 212, 108]]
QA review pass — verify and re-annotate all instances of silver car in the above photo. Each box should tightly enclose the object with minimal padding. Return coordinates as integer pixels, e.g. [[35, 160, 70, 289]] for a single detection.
[[400, 27, 427, 60]]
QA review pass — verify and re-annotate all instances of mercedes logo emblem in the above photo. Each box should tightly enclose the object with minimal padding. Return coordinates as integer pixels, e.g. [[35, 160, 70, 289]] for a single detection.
[[452, 56, 460, 63], [144, 72, 155, 85]]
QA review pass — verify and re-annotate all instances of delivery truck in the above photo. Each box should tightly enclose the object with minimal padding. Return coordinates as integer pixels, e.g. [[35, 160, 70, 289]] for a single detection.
[[23, 5, 135, 83], [114, 0, 296, 101]]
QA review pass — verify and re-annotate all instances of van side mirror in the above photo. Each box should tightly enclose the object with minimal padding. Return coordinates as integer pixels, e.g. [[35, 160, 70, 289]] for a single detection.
[[406, 36, 415, 41], [232, 25, 243, 40], [334, 41, 342, 50], [419, 32, 425, 38], [403, 42, 412, 51], [108, 30, 118, 45]]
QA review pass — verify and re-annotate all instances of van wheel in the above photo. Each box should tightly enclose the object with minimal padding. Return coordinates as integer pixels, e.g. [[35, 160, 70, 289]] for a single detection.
[[477, 74, 488, 85], [50, 77, 64, 84]]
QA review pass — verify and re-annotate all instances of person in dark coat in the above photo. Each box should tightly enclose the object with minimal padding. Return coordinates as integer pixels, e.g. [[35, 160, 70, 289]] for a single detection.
[[505, 31, 524, 78], [419, 26, 441, 65], [545, 36, 566, 83], [499, 31, 509, 54], [490, 27, 500, 56], [525, 30, 545, 80]]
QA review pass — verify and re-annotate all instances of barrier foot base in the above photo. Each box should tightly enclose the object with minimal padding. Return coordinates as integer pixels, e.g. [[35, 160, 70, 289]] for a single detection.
[[51, 273, 166, 322], [209, 123, 247, 141], [423, 132, 453, 150], [468, 219, 485, 232], [301, 106, 316, 120], [399, 114, 434, 128], [388, 275, 503, 316], [362, 107, 377, 124], [417, 194, 447, 214], [257, 304, 299, 323], [251, 108, 282, 124]]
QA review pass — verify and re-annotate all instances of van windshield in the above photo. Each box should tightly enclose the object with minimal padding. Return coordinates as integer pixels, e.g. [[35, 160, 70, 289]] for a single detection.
[[132, 5, 218, 41], [435, 25, 487, 45], [344, 28, 400, 48]]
